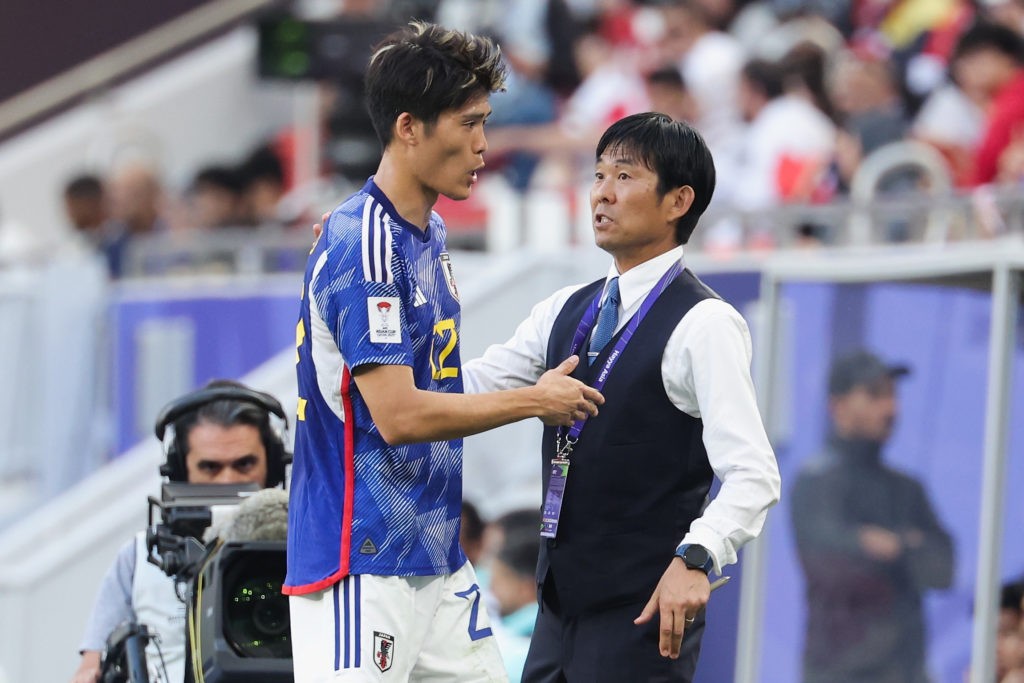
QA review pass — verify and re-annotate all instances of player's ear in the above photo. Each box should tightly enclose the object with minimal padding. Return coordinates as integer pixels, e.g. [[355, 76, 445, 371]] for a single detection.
[[394, 112, 418, 146]]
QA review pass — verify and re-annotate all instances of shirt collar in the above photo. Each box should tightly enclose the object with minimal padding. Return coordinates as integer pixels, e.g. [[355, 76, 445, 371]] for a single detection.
[[602, 246, 685, 310], [363, 176, 432, 242]]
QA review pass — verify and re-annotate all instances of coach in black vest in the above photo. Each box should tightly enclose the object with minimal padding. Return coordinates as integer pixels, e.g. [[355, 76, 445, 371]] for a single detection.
[[464, 113, 781, 682]]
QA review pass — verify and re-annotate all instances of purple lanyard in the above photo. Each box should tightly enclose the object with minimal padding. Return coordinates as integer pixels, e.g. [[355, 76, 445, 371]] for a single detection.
[[559, 261, 683, 446]]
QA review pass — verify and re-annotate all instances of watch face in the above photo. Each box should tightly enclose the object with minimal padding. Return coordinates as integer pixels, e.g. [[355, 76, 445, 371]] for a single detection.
[[683, 545, 710, 569]]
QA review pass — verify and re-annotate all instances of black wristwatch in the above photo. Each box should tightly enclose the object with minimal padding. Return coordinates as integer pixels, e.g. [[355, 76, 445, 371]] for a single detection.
[[675, 544, 713, 575]]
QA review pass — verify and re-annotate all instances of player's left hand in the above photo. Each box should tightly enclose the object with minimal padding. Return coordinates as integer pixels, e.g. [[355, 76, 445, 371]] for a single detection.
[[634, 558, 710, 659]]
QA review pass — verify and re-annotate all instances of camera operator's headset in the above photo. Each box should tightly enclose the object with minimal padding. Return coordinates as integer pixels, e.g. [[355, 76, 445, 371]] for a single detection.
[[153, 383, 290, 488]]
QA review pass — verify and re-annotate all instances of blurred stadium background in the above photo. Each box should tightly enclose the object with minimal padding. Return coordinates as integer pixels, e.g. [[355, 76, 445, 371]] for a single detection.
[[1, 0, 1023, 681]]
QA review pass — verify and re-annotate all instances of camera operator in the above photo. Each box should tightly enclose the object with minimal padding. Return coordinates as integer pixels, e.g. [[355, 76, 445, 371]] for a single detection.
[[70, 379, 289, 683]]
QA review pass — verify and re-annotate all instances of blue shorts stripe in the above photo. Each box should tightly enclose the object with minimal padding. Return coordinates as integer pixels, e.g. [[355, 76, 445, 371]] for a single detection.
[[343, 577, 351, 669], [354, 575, 362, 668], [332, 581, 341, 671]]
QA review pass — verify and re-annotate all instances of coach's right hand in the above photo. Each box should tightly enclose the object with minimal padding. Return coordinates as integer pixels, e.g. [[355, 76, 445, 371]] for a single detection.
[[534, 356, 604, 426]]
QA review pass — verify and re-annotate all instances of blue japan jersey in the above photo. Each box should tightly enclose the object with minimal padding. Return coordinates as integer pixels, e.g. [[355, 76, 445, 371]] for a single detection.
[[285, 179, 466, 595]]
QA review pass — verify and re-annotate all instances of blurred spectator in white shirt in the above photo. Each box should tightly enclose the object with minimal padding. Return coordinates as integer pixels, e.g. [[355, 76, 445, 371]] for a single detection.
[[912, 75, 986, 188], [733, 57, 835, 212], [656, 0, 746, 166], [705, 55, 835, 251]]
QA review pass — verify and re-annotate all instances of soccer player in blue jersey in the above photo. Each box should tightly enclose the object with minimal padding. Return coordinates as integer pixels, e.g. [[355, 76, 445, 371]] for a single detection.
[[285, 22, 604, 682]]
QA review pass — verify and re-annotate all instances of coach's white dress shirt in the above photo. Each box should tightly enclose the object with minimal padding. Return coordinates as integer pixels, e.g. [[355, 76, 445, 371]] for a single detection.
[[462, 246, 781, 573]]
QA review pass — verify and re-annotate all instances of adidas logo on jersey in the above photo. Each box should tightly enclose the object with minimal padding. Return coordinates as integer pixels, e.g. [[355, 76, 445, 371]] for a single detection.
[[360, 537, 378, 554]]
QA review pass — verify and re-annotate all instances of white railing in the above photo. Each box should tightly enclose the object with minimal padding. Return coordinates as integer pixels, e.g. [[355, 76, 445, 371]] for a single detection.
[[112, 176, 1024, 280]]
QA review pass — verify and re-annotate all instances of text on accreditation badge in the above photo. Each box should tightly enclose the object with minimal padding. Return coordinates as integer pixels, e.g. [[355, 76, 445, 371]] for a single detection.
[[540, 458, 570, 538]]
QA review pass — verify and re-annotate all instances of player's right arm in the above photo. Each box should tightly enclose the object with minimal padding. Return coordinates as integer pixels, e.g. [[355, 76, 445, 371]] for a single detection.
[[307, 207, 602, 445], [353, 355, 602, 445]]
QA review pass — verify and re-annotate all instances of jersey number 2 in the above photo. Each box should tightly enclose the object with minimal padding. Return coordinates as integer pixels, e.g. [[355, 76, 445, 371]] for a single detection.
[[430, 318, 458, 380]]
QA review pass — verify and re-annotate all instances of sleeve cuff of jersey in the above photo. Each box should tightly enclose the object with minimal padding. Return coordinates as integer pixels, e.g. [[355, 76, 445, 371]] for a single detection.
[[346, 354, 414, 372]]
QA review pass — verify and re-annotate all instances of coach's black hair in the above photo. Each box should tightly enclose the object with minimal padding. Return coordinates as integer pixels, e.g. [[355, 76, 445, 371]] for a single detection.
[[595, 112, 716, 245], [364, 21, 507, 149]]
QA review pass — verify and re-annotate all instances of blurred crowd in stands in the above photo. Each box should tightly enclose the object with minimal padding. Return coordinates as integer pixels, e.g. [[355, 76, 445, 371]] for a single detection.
[[460, 501, 542, 682], [61, 142, 298, 278], [57, 0, 1024, 277]]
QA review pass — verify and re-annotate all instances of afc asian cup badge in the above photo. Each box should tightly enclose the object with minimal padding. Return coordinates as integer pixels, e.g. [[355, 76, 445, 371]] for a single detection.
[[373, 631, 395, 672], [368, 297, 401, 344], [439, 252, 459, 301]]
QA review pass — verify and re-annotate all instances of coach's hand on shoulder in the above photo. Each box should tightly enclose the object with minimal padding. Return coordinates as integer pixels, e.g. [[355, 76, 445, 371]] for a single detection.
[[533, 355, 604, 426], [311, 211, 330, 244], [634, 558, 710, 659]]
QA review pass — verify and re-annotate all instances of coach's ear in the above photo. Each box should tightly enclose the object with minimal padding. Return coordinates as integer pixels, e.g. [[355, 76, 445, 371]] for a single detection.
[[664, 185, 695, 224]]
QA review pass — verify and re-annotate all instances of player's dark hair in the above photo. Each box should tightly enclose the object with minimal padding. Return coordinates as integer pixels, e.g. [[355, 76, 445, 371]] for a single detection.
[[364, 21, 507, 149], [595, 112, 716, 245]]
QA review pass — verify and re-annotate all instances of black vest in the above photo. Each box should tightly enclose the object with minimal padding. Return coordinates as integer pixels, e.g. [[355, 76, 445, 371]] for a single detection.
[[538, 269, 717, 617]]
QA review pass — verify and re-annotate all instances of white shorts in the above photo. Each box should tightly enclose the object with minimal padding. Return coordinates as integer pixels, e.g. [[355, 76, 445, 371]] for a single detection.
[[289, 561, 508, 682]]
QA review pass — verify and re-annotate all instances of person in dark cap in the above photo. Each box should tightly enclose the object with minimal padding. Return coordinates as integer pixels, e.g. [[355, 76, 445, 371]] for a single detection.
[[790, 349, 954, 683]]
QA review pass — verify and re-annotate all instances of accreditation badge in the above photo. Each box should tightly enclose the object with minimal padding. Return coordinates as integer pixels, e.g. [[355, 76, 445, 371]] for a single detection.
[[540, 458, 570, 538]]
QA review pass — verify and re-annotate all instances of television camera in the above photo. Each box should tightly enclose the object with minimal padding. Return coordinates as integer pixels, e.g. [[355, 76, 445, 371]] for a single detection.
[[100, 482, 292, 683]]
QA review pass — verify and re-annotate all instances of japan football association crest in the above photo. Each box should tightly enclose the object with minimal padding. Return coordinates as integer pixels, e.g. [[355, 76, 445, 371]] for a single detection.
[[373, 631, 395, 672], [439, 252, 459, 301]]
